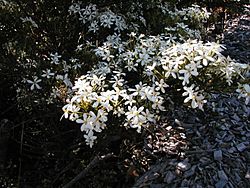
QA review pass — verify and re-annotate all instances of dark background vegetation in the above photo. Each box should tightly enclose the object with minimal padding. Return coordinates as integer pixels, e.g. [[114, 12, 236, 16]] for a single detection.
[[0, 0, 249, 187]]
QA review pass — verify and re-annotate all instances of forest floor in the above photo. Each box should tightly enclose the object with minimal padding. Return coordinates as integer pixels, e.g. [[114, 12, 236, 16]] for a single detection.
[[132, 6, 250, 188]]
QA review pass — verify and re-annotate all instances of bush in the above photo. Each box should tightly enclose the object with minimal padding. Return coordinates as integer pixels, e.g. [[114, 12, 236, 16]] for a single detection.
[[1, 0, 249, 146], [0, 0, 249, 178]]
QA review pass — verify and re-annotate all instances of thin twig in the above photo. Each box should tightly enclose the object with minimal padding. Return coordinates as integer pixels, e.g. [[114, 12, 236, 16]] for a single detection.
[[17, 122, 25, 188], [62, 153, 114, 188], [52, 161, 76, 185], [0, 103, 17, 116]]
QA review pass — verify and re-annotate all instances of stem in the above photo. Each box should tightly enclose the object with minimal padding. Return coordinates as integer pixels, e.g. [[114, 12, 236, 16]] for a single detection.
[[17, 122, 24, 188]]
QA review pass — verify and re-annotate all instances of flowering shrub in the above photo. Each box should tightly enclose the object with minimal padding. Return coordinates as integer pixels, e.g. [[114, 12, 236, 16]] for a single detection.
[[1, 1, 249, 148], [62, 31, 249, 147], [11, 1, 211, 111]]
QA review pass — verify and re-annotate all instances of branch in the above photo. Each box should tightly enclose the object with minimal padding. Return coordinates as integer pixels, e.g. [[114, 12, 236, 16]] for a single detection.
[[62, 153, 114, 188]]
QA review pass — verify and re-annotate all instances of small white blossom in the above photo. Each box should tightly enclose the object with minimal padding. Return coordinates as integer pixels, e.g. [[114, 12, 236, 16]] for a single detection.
[[84, 130, 97, 148], [194, 49, 215, 66], [68, 3, 81, 14], [155, 79, 169, 93], [50, 52, 61, 65], [88, 20, 99, 33], [100, 12, 115, 28], [41, 69, 55, 79], [27, 76, 42, 90], [125, 106, 146, 132]]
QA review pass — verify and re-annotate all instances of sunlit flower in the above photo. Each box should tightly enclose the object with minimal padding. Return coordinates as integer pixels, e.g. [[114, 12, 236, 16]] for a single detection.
[[126, 106, 145, 123], [237, 84, 250, 105], [124, 94, 136, 106], [194, 49, 215, 66], [129, 82, 146, 97], [125, 106, 146, 132], [155, 79, 169, 93]]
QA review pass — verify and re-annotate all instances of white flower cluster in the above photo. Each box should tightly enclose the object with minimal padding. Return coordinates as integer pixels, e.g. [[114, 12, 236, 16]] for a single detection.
[[175, 5, 210, 23], [24, 51, 84, 104], [165, 5, 211, 39], [63, 32, 249, 147], [69, 3, 127, 34], [62, 72, 166, 147], [18, 2, 248, 148]]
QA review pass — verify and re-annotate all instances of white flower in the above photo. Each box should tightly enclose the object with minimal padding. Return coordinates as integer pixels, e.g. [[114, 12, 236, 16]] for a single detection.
[[62, 61, 71, 72], [68, 3, 81, 14], [73, 76, 92, 93], [76, 113, 93, 132], [27, 76, 42, 90], [113, 87, 127, 101], [182, 84, 196, 103], [179, 63, 200, 85], [113, 106, 125, 117], [100, 90, 115, 102], [143, 87, 154, 101], [124, 94, 136, 106], [50, 52, 61, 65], [129, 82, 145, 96], [99, 90, 116, 111], [152, 97, 165, 111], [88, 20, 99, 33], [237, 84, 250, 105], [62, 103, 72, 119], [182, 85, 206, 109], [136, 48, 151, 66], [141, 86, 160, 102], [95, 46, 114, 62], [194, 94, 207, 110], [91, 94, 103, 108], [126, 106, 145, 123], [194, 50, 215, 66], [75, 44, 83, 52], [89, 111, 106, 132], [57, 74, 73, 87], [106, 34, 122, 48], [89, 74, 105, 87], [155, 79, 168, 93], [72, 63, 82, 70], [109, 75, 124, 88], [162, 63, 178, 79], [125, 106, 146, 132], [84, 130, 97, 148], [142, 109, 155, 122], [51, 88, 61, 99], [100, 12, 115, 28], [41, 69, 55, 79], [69, 105, 80, 121], [125, 60, 138, 71], [114, 15, 127, 32]]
